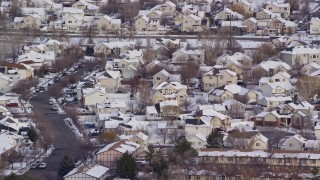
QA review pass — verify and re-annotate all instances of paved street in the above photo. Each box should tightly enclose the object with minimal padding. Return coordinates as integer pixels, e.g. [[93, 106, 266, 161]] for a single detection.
[[26, 68, 87, 179]]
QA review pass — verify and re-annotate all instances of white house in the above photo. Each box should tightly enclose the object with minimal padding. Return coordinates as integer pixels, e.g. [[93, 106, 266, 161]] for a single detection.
[[281, 46, 320, 66], [64, 163, 109, 180], [310, 17, 320, 35]]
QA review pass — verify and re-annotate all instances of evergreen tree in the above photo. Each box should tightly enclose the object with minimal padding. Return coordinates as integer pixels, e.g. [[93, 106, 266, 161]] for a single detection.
[[145, 144, 155, 164], [116, 151, 137, 179], [58, 155, 75, 177], [85, 46, 94, 56], [5, 174, 32, 180], [27, 126, 37, 142], [206, 129, 224, 148], [173, 136, 197, 156], [152, 152, 168, 179]]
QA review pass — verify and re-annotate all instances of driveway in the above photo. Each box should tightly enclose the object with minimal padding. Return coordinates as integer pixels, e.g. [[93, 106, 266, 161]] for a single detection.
[[26, 67, 88, 179]]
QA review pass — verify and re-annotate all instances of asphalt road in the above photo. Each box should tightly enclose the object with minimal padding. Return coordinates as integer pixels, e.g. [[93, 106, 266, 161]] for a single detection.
[[26, 68, 87, 180]]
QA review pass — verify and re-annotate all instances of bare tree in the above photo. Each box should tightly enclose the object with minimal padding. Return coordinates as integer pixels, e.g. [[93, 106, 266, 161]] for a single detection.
[[121, 2, 141, 26], [250, 43, 278, 65], [136, 84, 152, 113], [48, 84, 63, 99], [180, 61, 200, 85], [11, 77, 39, 101], [296, 75, 320, 101]]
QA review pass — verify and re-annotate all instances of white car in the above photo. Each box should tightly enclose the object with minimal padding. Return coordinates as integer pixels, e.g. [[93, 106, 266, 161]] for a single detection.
[[49, 98, 56, 105], [38, 163, 47, 169], [51, 104, 59, 111]]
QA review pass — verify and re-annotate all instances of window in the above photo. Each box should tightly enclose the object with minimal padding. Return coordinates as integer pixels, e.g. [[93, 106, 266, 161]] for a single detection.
[[68, 21, 72, 23], [220, 75, 223, 80], [196, 127, 198, 130], [275, 79, 280, 82], [312, 159, 316, 164], [198, 142, 201, 145], [289, 143, 292, 147], [209, 76, 213, 79]]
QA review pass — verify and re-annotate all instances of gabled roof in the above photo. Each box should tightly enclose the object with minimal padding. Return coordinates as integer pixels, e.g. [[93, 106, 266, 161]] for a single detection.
[[64, 164, 109, 179]]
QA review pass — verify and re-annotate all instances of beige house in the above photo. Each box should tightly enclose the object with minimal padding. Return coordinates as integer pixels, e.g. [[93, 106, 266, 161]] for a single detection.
[[268, 16, 296, 34], [243, 17, 257, 33], [181, 14, 205, 32], [64, 15, 83, 31], [310, 17, 320, 35], [23, 14, 41, 29], [202, 69, 238, 91], [94, 42, 135, 56], [82, 88, 107, 107], [96, 15, 121, 33], [5, 63, 34, 80], [172, 48, 204, 63], [135, 15, 160, 32], [152, 69, 181, 87], [256, 9, 275, 20], [152, 81, 187, 105], [266, 2, 290, 19], [45, 39, 63, 55], [214, 8, 244, 20], [157, 1, 176, 16], [96, 140, 140, 169], [251, 110, 293, 127], [96, 71, 121, 93], [147, 10, 163, 20], [72, 0, 99, 15]]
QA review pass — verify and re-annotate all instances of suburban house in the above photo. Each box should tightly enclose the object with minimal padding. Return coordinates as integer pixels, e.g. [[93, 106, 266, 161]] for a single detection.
[[96, 71, 121, 93], [226, 131, 269, 150], [184, 116, 213, 137], [152, 69, 181, 87], [96, 140, 141, 169], [0, 131, 24, 156], [94, 42, 135, 56], [96, 100, 127, 114], [243, 17, 257, 33], [281, 46, 320, 66], [222, 99, 246, 118], [268, 16, 296, 34], [23, 14, 41, 29], [64, 163, 109, 180], [96, 15, 121, 33], [256, 9, 276, 20], [135, 16, 160, 32], [63, 14, 83, 31], [154, 0, 176, 16], [254, 60, 291, 76], [282, 134, 320, 151], [265, 2, 290, 19], [202, 68, 237, 91], [251, 110, 292, 127], [259, 71, 294, 97], [82, 88, 107, 107], [214, 8, 244, 20], [172, 48, 204, 63], [181, 14, 207, 32], [45, 39, 64, 55], [146, 105, 162, 120], [187, 132, 207, 149], [310, 17, 320, 35], [72, 0, 99, 15], [258, 96, 292, 109], [152, 81, 188, 105]]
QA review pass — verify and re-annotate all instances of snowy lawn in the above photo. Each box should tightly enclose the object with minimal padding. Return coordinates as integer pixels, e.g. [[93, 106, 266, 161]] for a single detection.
[[64, 118, 84, 138]]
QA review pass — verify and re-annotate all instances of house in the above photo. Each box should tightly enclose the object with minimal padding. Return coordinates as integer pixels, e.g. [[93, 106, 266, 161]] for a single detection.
[[214, 8, 244, 20], [0, 131, 24, 156], [256, 9, 276, 20], [0, 73, 13, 93], [72, 0, 99, 15], [265, 2, 290, 19], [127, 132, 148, 149], [243, 17, 257, 33], [301, 62, 320, 75], [156, 0, 176, 16], [226, 131, 269, 150], [152, 69, 181, 87], [94, 42, 135, 56], [147, 10, 163, 20], [185, 116, 213, 138], [96, 100, 127, 114], [64, 163, 109, 180], [282, 134, 320, 151], [259, 96, 292, 109], [152, 82, 188, 105], [197, 104, 227, 115], [310, 17, 320, 35], [96, 71, 121, 93], [202, 68, 237, 91], [251, 110, 292, 127], [259, 71, 294, 97], [187, 132, 207, 149], [172, 48, 204, 63], [281, 46, 320, 66], [222, 99, 246, 119], [254, 60, 291, 76], [1, 63, 34, 82], [62, 7, 84, 21], [135, 15, 160, 32], [277, 101, 314, 116], [96, 140, 141, 169], [268, 16, 296, 34], [82, 88, 107, 107], [200, 109, 232, 127], [23, 14, 41, 29], [96, 15, 121, 33], [45, 39, 63, 55], [181, 14, 207, 32], [146, 105, 162, 121], [64, 14, 83, 31]]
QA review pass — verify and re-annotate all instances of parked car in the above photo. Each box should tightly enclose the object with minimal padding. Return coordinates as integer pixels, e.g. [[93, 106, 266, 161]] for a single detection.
[[30, 164, 37, 169], [6, 102, 19, 108], [38, 163, 47, 169], [51, 104, 59, 111], [48, 98, 56, 105], [53, 77, 60, 82]]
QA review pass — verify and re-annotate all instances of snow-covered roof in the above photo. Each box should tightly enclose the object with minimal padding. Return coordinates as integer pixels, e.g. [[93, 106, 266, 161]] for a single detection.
[[153, 81, 187, 90], [136, 132, 148, 141], [282, 46, 320, 55], [257, 60, 291, 71], [0, 131, 20, 155], [64, 163, 109, 179]]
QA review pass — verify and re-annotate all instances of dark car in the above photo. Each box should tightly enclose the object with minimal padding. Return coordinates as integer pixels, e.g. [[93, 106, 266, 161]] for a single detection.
[[53, 77, 60, 82], [6, 103, 19, 107]]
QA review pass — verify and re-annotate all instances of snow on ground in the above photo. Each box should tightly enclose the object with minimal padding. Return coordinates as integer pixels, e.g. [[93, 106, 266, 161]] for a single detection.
[[64, 118, 84, 138]]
